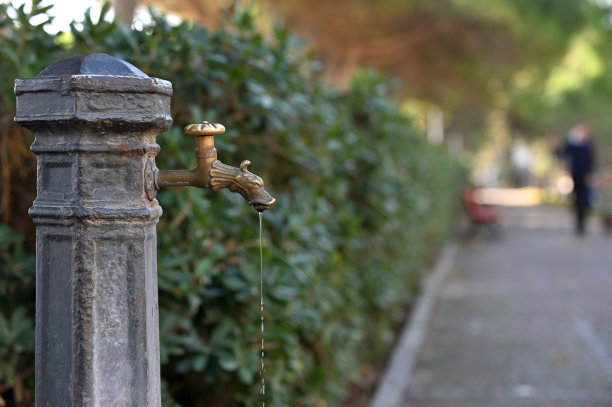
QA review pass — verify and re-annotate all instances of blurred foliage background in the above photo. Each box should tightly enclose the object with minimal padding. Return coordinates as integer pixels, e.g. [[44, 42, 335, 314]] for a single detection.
[[146, 0, 612, 185], [144, 0, 612, 137], [0, 1, 463, 406]]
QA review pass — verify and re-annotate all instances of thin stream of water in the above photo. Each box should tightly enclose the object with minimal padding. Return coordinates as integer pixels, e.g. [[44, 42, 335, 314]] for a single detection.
[[259, 212, 265, 406]]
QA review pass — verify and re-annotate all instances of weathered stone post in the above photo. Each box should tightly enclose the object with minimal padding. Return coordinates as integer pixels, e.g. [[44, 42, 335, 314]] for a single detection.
[[14, 53, 172, 406]]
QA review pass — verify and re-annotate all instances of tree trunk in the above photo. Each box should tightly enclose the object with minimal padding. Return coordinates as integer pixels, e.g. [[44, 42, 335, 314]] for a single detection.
[[114, 0, 137, 27]]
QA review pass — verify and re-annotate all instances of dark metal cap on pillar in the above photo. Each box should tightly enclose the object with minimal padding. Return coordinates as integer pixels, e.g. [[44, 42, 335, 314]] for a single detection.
[[36, 53, 149, 78], [16, 52, 172, 134], [15, 54, 171, 406]]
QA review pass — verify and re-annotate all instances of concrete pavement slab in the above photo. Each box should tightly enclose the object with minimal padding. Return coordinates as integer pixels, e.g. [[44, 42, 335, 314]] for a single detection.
[[400, 205, 612, 407]]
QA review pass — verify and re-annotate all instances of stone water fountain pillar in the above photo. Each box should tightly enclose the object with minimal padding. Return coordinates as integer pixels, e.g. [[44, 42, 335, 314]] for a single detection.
[[14, 53, 172, 406]]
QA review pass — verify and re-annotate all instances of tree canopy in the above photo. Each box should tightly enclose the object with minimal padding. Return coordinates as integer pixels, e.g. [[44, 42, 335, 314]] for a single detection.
[[140, 0, 612, 157]]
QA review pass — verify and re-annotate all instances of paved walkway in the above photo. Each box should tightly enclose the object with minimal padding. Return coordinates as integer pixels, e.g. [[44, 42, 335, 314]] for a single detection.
[[404, 205, 612, 407]]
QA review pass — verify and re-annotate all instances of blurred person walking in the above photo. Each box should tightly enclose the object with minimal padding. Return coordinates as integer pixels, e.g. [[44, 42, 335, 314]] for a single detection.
[[561, 121, 595, 235]]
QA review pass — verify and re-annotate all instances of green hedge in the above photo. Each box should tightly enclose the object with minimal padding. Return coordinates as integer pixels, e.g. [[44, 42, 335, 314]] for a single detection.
[[0, 2, 465, 406]]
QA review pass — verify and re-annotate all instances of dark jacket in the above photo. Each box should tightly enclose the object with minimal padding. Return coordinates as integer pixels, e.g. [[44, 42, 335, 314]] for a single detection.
[[563, 139, 594, 184]]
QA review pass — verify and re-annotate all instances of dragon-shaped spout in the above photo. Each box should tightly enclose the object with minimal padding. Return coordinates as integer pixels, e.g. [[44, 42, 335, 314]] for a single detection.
[[155, 121, 276, 212], [210, 160, 275, 212]]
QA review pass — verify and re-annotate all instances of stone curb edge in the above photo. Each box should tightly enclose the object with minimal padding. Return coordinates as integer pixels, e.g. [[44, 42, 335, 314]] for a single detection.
[[369, 241, 460, 407]]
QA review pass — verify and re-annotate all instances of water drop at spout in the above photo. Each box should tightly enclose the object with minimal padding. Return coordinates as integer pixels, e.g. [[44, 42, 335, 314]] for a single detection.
[[254, 203, 269, 213]]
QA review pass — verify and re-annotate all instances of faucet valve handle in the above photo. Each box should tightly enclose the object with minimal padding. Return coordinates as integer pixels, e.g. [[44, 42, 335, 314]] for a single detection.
[[184, 121, 225, 136]]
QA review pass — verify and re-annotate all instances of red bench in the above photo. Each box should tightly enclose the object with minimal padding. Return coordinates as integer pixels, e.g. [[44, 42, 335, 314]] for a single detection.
[[462, 187, 500, 224]]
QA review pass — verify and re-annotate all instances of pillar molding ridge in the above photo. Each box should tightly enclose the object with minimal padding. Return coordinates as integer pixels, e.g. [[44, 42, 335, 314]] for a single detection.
[[14, 73, 173, 96], [30, 141, 161, 155], [29, 204, 163, 222]]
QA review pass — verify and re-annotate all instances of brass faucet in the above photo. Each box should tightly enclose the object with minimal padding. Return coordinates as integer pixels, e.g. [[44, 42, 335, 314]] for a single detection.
[[155, 121, 276, 212]]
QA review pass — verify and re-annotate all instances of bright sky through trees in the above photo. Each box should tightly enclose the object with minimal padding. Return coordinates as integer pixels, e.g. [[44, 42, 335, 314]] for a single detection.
[[2, 0, 182, 33], [3, 0, 102, 33]]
